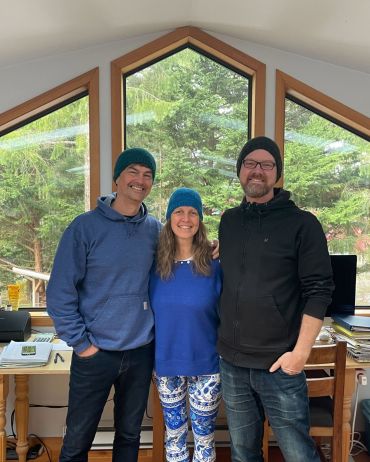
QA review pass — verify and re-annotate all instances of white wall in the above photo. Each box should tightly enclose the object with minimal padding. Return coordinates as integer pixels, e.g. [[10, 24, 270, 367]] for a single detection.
[[0, 30, 166, 195], [1, 28, 369, 437]]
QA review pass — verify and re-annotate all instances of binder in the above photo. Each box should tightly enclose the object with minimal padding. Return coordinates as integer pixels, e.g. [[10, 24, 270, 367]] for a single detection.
[[331, 314, 370, 332]]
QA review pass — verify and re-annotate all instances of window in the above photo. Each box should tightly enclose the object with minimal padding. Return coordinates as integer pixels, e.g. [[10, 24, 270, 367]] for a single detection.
[[0, 69, 99, 307], [111, 26, 266, 237], [275, 70, 370, 306], [125, 47, 250, 234]]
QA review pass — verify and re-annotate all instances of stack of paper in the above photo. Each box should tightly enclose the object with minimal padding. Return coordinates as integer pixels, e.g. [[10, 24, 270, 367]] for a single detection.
[[0, 341, 52, 367], [331, 315, 370, 362]]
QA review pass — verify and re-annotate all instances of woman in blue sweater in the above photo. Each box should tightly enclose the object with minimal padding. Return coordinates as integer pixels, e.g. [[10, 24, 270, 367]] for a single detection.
[[150, 188, 222, 462]]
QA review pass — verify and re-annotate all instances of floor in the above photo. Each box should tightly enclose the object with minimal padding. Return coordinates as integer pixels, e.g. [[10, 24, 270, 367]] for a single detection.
[[13, 438, 370, 462]]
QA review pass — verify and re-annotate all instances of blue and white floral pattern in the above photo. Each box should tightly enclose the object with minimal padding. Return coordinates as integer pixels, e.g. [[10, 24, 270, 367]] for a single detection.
[[155, 374, 221, 462]]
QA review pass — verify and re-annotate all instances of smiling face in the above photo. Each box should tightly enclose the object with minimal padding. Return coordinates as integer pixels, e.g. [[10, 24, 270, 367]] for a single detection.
[[170, 206, 200, 243], [115, 163, 153, 207], [239, 149, 277, 203]]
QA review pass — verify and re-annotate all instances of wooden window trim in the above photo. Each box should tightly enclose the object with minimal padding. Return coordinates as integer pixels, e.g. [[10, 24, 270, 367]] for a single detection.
[[111, 26, 266, 173], [275, 69, 370, 176], [275, 70, 370, 308], [0, 68, 100, 209]]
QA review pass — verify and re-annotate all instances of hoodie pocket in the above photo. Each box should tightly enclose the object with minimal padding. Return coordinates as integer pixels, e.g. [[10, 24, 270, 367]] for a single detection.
[[238, 295, 290, 349], [88, 294, 153, 343]]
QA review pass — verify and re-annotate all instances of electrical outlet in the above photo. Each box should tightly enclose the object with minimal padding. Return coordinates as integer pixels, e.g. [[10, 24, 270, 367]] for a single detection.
[[358, 374, 367, 386], [356, 369, 367, 386]]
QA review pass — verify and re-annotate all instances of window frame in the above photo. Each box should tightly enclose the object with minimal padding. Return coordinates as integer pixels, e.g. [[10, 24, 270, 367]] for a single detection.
[[111, 26, 266, 176], [275, 70, 370, 170], [0, 68, 100, 209], [275, 69, 370, 311]]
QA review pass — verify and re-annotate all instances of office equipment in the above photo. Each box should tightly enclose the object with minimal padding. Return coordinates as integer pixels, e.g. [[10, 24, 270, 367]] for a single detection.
[[21, 345, 36, 356], [33, 333, 54, 342], [0, 310, 31, 342], [326, 255, 357, 317]]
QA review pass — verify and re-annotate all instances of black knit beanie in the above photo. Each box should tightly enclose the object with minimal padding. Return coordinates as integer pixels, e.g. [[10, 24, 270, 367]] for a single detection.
[[113, 147, 156, 182], [236, 136, 282, 181]]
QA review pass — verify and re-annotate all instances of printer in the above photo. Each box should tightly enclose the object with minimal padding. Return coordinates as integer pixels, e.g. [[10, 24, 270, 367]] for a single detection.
[[0, 310, 31, 342]]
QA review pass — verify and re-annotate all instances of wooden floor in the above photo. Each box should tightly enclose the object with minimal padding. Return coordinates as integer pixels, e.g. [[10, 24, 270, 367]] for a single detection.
[[8, 438, 370, 461]]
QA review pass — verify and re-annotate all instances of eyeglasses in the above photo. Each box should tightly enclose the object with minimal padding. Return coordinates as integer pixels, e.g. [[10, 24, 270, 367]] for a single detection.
[[242, 159, 276, 171]]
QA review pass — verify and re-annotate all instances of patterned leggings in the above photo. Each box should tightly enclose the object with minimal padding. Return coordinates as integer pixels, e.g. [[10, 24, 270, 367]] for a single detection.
[[155, 374, 222, 462]]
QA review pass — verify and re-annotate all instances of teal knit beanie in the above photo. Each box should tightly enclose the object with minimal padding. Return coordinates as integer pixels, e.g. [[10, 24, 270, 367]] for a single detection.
[[166, 188, 203, 221], [113, 147, 156, 182]]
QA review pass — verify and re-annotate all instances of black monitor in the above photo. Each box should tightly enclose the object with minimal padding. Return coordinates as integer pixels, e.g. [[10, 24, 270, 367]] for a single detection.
[[326, 254, 357, 317]]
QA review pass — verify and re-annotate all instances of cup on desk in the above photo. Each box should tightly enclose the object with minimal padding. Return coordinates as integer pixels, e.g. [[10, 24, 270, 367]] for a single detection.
[[7, 284, 20, 310]]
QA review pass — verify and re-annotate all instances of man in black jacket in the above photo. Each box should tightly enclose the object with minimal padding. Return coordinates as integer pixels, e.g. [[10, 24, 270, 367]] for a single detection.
[[218, 136, 334, 462]]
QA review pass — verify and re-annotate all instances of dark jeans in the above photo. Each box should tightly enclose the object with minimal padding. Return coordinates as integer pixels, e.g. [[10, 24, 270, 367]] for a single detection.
[[220, 358, 320, 462], [60, 342, 154, 462]]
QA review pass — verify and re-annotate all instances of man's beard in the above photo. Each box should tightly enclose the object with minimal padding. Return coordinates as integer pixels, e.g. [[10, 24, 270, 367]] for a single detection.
[[243, 176, 270, 198]]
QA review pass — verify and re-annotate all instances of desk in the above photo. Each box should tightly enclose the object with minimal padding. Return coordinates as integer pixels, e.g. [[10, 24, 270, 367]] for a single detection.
[[151, 356, 370, 462], [339, 356, 369, 462], [0, 350, 71, 462]]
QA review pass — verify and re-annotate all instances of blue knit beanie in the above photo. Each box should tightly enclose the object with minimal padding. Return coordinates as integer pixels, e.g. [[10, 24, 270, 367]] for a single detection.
[[166, 188, 203, 221], [113, 147, 156, 182]]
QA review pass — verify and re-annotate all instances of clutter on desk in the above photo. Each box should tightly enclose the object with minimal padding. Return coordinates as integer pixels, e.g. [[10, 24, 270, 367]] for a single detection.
[[329, 315, 370, 362], [33, 332, 55, 342], [7, 284, 21, 311], [52, 340, 73, 351], [0, 340, 52, 367], [0, 310, 31, 342]]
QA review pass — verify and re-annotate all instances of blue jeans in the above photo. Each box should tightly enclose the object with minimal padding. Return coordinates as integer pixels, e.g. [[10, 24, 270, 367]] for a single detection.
[[60, 342, 154, 462], [220, 358, 320, 462]]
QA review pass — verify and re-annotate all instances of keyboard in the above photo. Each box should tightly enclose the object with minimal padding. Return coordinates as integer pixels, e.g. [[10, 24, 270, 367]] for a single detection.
[[33, 333, 55, 343]]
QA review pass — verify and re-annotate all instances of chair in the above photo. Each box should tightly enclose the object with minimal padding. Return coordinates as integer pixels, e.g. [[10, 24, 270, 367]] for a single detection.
[[263, 340, 347, 461]]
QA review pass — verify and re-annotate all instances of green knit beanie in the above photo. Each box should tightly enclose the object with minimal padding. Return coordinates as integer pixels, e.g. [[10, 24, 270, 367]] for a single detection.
[[113, 147, 156, 182]]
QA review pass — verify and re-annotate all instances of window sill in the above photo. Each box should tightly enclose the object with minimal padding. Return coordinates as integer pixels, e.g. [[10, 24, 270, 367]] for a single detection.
[[355, 308, 370, 317], [30, 311, 54, 327]]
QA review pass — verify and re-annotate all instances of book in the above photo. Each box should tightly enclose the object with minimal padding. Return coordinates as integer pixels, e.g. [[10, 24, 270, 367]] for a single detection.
[[347, 348, 370, 362], [332, 323, 370, 339], [331, 314, 370, 332]]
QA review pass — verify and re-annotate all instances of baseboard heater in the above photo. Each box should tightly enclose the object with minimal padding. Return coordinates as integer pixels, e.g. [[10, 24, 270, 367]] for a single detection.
[[91, 422, 231, 450]]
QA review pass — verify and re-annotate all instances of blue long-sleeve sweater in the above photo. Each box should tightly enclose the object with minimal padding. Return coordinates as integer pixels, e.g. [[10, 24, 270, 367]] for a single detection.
[[149, 259, 222, 376], [47, 194, 162, 353]]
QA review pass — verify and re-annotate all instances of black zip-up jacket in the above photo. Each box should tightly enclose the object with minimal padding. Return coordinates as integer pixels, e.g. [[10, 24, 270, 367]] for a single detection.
[[218, 189, 334, 369]]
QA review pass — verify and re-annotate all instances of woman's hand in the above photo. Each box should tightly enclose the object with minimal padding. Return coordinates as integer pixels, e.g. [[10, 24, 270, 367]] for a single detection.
[[211, 239, 219, 259]]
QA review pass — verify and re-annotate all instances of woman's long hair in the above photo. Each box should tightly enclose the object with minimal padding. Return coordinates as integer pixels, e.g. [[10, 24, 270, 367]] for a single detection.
[[156, 220, 212, 279]]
